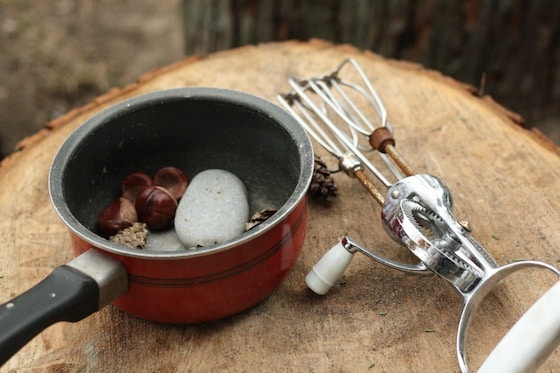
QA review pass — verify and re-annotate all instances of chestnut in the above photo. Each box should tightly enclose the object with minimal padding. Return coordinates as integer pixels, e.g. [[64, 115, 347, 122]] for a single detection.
[[135, 186, 178, 230], [97, 197, 138, 238], [153, 166, 188, 201], [121, 172, 153, 202]]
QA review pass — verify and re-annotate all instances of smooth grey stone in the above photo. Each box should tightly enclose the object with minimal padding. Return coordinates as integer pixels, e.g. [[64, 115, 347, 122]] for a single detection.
[[174, 169, 249, 248], [145, 229, 185, 252]]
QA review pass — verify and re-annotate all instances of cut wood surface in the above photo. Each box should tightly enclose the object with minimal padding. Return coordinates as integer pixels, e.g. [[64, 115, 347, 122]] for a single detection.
[[1, 39, 560, 372]]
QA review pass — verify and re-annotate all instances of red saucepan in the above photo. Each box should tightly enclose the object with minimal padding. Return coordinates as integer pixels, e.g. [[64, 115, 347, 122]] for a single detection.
[[0, 87, 314, 365]]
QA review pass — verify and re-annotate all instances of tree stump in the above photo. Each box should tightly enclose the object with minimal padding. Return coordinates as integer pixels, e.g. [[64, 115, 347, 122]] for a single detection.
[[1, 40, 559, 372]]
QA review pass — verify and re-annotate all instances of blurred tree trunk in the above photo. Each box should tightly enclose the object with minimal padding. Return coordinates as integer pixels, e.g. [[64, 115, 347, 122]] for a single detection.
[[182, 0, 560, 125]]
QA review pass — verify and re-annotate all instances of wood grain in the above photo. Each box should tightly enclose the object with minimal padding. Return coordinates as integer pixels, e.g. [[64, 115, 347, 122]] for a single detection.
[[1, 39, 560, 372]]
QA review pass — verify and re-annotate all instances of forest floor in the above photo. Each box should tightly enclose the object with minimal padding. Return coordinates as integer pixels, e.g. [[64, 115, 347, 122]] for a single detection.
[[0, 0, 184, 158], [0, 0, 558, 159]]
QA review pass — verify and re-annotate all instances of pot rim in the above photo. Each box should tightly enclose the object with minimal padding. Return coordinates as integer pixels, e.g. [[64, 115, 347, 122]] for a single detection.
[[48, 87, 314, 260]]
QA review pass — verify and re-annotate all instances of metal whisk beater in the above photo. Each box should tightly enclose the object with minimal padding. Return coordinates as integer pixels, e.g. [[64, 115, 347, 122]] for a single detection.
[[278, 58, 499, 282], [277, 58, 560, 373], [278, 58, 413, 205]]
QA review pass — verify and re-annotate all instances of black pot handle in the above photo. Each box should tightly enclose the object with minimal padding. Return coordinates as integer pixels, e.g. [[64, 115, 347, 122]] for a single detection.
[[0, 249, 128, 366]]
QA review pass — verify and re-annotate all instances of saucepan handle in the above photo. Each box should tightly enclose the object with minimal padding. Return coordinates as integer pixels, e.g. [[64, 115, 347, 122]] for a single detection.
[[0, 249, 128, 366]]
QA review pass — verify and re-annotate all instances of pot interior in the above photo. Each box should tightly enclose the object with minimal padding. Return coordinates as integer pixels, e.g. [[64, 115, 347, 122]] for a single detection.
[[51, 88, 312, 255]]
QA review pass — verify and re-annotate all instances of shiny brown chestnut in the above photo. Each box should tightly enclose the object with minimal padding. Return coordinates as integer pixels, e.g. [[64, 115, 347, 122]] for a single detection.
[[96, 197, 138, 237], [153, 166, 188, 200], [121, 172, 153, 202], [135, 186, 178, 230]]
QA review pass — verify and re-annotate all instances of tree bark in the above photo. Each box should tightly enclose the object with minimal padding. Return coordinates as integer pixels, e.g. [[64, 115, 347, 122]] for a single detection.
[[182, 0, 560, 125]]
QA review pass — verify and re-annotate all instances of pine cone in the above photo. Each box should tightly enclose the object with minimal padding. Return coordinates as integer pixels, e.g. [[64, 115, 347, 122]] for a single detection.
[[308, 157, 338, 201]]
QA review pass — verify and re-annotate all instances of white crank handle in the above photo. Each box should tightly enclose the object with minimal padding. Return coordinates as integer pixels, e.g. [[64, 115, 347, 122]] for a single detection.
[[305, 242, 354, 295], [479, 280, 560, 373]]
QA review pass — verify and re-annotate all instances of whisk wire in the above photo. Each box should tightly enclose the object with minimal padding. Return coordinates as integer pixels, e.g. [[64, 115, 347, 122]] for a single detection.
[[333, 58, 389, 129], [330, 78, 379, 136], [294, 99, 345, 158], [310, 79, 365, 153], [286, 77, 393, 188], [278, 58, 418, 193]]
